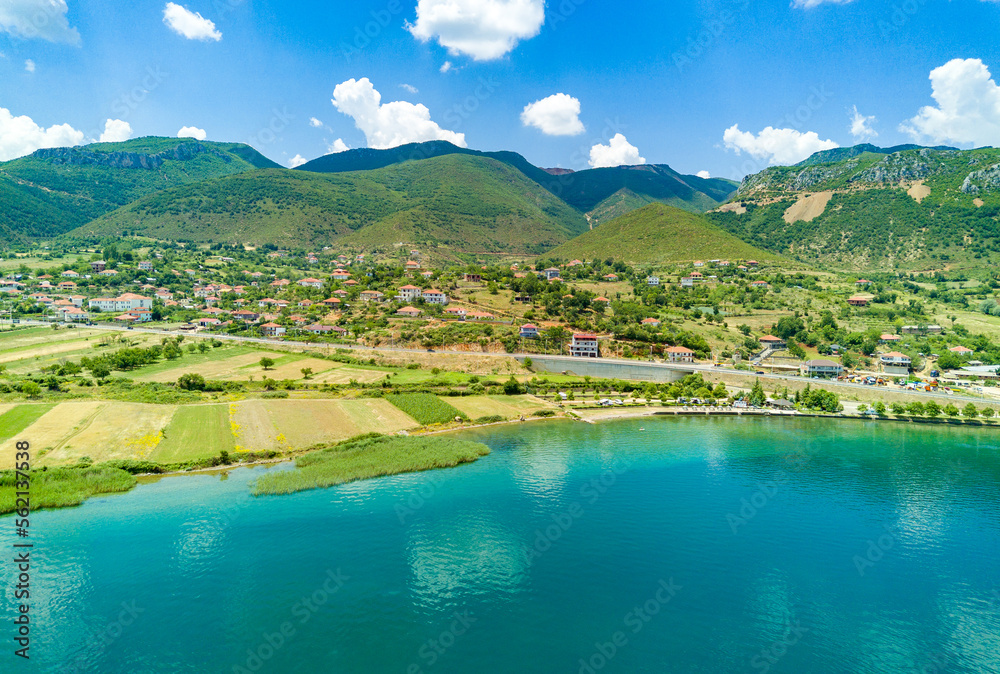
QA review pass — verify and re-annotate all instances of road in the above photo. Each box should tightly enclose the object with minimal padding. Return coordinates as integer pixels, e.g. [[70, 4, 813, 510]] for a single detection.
[[2, 319, 992, 404]]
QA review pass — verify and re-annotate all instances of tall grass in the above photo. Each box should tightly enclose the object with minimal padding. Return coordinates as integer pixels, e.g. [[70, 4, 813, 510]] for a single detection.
[[252, 434, 490, 496], [0, 466, 137, 515], [386, 393, 467, 425]]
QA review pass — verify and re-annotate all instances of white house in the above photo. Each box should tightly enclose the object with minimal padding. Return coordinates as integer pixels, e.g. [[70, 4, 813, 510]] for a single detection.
[[880, 351, 911, 376], [519, 324, 540, 339], [421, 289, 449, 305], [665, 346, 694, 363], [646, 276, 660, 286], [396, 285, 422, 302], [570, 333, 599, 358]]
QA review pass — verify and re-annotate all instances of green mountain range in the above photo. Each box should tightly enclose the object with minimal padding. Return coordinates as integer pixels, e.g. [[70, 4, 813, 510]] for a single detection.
[[75, 154, 589, 254], [0, 137, 279, 242], [706, 144, 1000, 270], [2, 137, 737, 253], [547, 203, 779, 265], [297, 140, 738, 224]]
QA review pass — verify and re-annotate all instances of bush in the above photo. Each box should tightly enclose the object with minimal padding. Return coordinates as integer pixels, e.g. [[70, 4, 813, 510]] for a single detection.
[[262, 391, 289, 399], [177, 373, 207, 391], [532, 410, 556, 417], [474, 415, 505, 424]]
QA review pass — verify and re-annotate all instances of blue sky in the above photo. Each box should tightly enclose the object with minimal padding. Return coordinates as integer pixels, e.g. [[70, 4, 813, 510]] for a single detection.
[[2, 0, 1000, 179]]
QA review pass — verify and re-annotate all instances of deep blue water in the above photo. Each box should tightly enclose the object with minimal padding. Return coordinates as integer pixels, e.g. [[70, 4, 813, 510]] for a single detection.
[[3, 416, 1000, 673]]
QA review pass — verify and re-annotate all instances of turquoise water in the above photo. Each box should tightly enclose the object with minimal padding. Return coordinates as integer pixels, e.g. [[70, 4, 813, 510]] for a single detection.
[[3, 416, 1000, 673]]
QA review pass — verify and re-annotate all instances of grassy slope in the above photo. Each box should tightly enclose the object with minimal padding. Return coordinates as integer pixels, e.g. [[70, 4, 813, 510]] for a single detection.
[[548, 202, 781, 264], [0, 137, 278, 242], [711, 146, 1000, 270], [77, 154, 590, 253]]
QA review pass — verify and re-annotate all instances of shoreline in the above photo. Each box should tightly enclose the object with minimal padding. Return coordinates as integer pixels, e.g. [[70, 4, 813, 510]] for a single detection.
[[126, 404, 1000, 480]]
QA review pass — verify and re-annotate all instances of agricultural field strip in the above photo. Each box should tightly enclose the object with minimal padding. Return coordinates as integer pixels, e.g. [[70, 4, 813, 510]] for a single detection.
[[0, 402, 105, 469], [42, 403, 176, 466]]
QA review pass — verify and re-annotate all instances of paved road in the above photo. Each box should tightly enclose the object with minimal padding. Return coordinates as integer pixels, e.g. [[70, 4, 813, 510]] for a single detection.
[[2, 319, 991, 404]]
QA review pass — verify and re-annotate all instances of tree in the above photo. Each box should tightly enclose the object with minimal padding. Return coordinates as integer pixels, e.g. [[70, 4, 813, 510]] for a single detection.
[[748, 379, 766, 407], [944, 403, 960, 417], [936, 351, 961, 370], [21, 381, 42, 398], [874, 401, 887, 416], [906, 401, 925, 416], [300, 367, 313, 379], [981, 407, 995, 421], [891, 402, 906, 416], [924, 401, 941, 418], [260, 357, 275, 370], [91, 363, 112, 380], [177, 373, 206, 391], [503, 376, 525, 395], [962, 403, 980, 420], [197, 342, 209, 353]]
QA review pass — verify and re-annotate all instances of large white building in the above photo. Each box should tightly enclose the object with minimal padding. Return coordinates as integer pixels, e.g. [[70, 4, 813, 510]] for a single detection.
[[88, 293, 153, 313]]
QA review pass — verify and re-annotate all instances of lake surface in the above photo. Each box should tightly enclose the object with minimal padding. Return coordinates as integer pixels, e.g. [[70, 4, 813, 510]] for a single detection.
[[4, 416, 1000, 673]]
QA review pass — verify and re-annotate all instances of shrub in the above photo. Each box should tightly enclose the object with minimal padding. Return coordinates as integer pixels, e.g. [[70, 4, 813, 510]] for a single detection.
[[262, 391, 289, 399]]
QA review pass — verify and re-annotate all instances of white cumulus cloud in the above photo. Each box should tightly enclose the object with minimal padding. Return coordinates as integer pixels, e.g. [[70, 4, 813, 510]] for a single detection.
[[99, 119, 133, 143], [588, 134, 646, 169], [521, 93, 584, 136], [723, 125, 839, 165], [327, 138, 350, 153], [0, 0, 80, 45], [696, 170, 711, 179], [901, 58, 1000, 147], [849, 105, 877, 140], [309, 117, 323, 128], [288, 154, 308, 168], [332, 77, 466, 149], [0, 105, 85, 161], [400, 83, 419, 94], [163, 2, 221, 41], [177, 126, 207, 140], [440, 61, 453, 73], [407, 0, 545, 61], [24, 59, 35, 73]]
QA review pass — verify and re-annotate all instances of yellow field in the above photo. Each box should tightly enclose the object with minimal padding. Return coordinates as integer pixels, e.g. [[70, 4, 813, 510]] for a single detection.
[[0, 396, 509, 469], [229, 398, 420, 451], [310, 365, 390, 384], [0, 402, 105, 468], [135, 352, 266, 382], [242, 357, 338, 381], [48, 403, 177, 466], [230, 400, 283, 452], [135, 353, 344, 383], [445, 395, 552, 419]]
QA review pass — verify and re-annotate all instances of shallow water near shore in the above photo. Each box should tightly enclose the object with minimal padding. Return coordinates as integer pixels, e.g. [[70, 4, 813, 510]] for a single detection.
[[4, 416, 1000, 673]]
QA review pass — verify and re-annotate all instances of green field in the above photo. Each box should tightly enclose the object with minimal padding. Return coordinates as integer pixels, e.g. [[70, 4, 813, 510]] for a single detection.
[[444, 395, 552, 420], [152, 405, 234, 463], [386, 393, 468, 425], [0, 404, 56, 444]]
